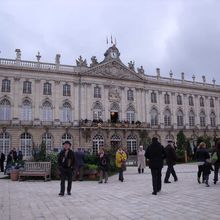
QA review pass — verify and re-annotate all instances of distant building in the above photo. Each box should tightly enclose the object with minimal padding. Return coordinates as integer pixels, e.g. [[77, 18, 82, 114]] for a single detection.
[[0, 45, 219, 157]]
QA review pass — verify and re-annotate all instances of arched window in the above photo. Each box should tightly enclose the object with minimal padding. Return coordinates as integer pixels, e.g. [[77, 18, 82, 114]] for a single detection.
[[93, 102, 103, 120], [126, 105, 135, 123], [127, 89, 134, 101], [189, 96, 194, 106], [42, 133, 53, 152], [111, 134, 121, 148], [1, 79, 10, 92], [0, 99, 11, 120], [110, 103, 120, 123], [42, 101, 53, 121], [20, 133, 32, 157], [177, 95, 182, 105], [21, 100, 32, 121], [200, 111, 206, 127], [43, 82, 52, 95], [200, 97, 204, 107], [92, 134, 104, 155], [63, 84, 71, 96], [189, 111, 195, 127], [127, 135, 137, 155], [151, 91, 157, 103], [0, 132, 10, 155], [164, 93, 170, 104], [210, 98, 214, 108], [165, 134, 174, 143], [177, 110, 183, 127], [151, 108, 158, 126], [210, 112, 216, 127], [61, 133, 72, 146], [164, 109, 171, 126], [62, 102, 72, 122]]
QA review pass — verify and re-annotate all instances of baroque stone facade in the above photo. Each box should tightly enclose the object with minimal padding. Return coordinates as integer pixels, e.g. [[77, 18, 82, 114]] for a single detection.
[[0, 45, 219, 157]]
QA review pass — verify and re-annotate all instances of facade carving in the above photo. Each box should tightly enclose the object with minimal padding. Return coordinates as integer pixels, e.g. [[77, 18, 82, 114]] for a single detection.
[[0, 45, 220, 157]]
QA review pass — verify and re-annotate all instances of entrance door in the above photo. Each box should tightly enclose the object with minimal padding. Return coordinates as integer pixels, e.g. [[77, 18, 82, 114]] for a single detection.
[[110, 112, 119, 123]]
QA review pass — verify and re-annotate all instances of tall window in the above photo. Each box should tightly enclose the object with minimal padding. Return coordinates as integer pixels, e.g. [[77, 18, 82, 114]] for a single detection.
[[127, 135, 137, 155], [42, 133, 53, 152], [63, 84, 71, 96], [20, 133, 32, 157], [43, 82, 52, 95], [1, 79, 10, 92], [42, 101, 53, 121], [177, 95, 182, 105], [94, 86, 101, 98], [189, 111, 195, 127], [62, 102, 71, 122], [111, 134, 121, 148], [93, 102, 102, 120], [92, 134, 104, 155], [210, 98, 214, 108], [61, 133, 72, 146], [151, 108, 158, 126], [0, 132, 10, 155], [127, 89, 134, 101], [189, 96, 194, 106], [210, 112, 216, 127], [126, 105, 135, 123], [0, 99, 11, 120], [200, 111, 206, 127], [164, 93, 170, 104], [21, 100, 32, 121], [177, 110, 183, 127], [151, 91, 157, 103], [23, 81, 32, 94], [200, 97, 204, 107], [164, 109, 171, 126]]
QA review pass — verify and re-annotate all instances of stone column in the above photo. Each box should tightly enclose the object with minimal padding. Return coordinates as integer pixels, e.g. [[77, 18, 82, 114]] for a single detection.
[[145, 90, 150, 124], [12, 77, 21, 122], [183, 94, 188, 128], [73, 82, 79, 122], [205, 96, 210, 126], [158, 91, 163, 128], [34, 79, 41, 125], [54, 81, 60, 123], [194, 95, 200, 127], [104, 85, 110, 121], [120, 86, 126, 121], [171, 92, 176, 128]]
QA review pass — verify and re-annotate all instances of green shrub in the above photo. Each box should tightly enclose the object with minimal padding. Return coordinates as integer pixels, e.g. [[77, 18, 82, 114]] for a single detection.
[[46, 152, 59, 180]]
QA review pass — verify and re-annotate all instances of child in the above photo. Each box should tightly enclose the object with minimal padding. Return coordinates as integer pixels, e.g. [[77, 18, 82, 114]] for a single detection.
[[203, 159, 214, 187]]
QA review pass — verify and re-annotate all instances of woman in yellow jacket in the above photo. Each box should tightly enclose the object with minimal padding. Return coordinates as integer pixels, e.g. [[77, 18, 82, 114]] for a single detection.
[[115, 147, 127, 182]]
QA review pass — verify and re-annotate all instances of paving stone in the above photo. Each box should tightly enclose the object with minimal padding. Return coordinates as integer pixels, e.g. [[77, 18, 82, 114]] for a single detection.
[[0, 164, 220, 220]]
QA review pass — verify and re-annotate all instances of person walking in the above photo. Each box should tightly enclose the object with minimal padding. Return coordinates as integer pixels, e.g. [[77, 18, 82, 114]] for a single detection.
[[58, 141, 75, 196], [211, 140, 220, 184], [203, 159, 214, 187], [145, 137, 166, 195], [137, 146, 146, 173], [196, 142, 210, 184], [98, 148, 109, 183], [0, 152, 5, 172], [115, 147, 127, 182], [164, 142, 178, 183], [73, 148, 85, 181]]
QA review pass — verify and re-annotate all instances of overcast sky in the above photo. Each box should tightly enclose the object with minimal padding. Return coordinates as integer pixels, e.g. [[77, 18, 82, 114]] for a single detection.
[[1, 0, 220, 84]]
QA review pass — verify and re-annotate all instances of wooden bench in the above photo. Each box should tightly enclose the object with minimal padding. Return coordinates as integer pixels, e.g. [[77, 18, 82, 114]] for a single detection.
[[19, 162, 51, 181]]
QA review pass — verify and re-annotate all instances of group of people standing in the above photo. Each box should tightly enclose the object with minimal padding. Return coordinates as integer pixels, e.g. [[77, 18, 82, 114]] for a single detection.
[[52, 136, 220, 197], [0, 148, 23, 174]]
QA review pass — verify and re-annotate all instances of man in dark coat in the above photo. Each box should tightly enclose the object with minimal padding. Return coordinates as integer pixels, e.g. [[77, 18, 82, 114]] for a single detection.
[[58, 141, 75, 196], [0, 152, 5, 172], [145, 137, 166, 195], [164, 142, 178, 183]]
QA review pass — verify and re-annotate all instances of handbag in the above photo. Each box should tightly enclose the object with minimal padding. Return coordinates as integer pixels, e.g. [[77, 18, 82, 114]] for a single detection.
[[211, 152, 218, 164]]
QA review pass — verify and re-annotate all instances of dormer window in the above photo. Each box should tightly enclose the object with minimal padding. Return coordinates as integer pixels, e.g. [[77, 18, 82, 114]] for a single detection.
[[127, 89, 134, 101]]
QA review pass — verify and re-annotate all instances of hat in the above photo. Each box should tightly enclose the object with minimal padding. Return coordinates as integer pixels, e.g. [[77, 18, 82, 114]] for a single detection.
[[63, 140, 71, 146]]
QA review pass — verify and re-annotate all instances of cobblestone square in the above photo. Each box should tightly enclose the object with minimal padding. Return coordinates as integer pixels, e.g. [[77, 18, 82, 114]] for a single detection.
[[0, 164, 220, 220]]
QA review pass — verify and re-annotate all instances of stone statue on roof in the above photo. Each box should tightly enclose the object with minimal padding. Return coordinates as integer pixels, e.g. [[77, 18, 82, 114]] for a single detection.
[[76, 55, 87, 67]]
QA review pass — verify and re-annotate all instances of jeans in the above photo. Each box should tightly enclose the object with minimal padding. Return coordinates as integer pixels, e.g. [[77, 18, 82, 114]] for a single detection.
[[118, 168, 124, 181], [164, 165, 177, 182], [214, 164, 220, 182], [99, 170, 108, 183], [151, 168, 162, 193], [60, 167, 73, 194]]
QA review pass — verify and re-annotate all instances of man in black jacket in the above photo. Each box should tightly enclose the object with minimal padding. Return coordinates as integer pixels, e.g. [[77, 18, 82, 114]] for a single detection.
[[164, 142, 178, 183], [0, 152, 5, 172], [145, 137, 166, 195], [58, 141, 75, 196]]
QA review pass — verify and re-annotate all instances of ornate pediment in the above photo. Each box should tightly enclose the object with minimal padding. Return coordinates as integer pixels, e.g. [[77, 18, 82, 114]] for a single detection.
[[83, 60, 145, 81]]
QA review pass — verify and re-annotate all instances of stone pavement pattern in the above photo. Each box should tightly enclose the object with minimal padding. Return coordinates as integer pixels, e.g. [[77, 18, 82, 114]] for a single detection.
[[0, 164, 220, 220]]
